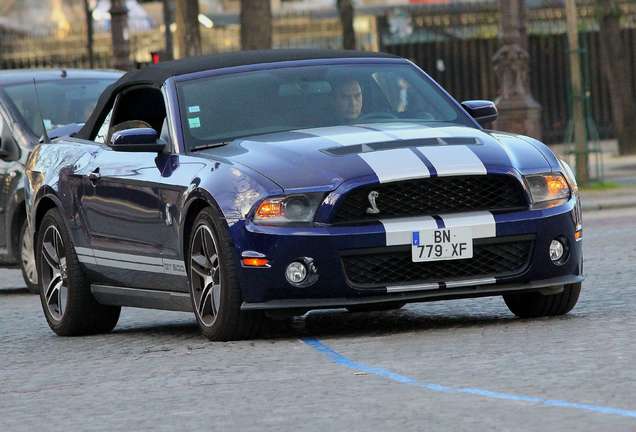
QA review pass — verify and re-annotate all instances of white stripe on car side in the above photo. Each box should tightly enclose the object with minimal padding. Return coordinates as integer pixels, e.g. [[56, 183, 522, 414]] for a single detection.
[[92, 249, 164, 265], [74, 246, 187, 277], [416, 145, 487, 176]]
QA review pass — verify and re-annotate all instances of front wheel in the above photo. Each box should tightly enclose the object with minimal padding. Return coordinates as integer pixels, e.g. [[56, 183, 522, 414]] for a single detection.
[[188, 207, 262, 341], [18, 219, 39, 294], [37, 208, 120, 336], [503, 283, 581, 318]]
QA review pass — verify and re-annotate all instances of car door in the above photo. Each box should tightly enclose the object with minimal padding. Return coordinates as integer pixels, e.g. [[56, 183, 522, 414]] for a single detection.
[[80, 86, 190, 292]]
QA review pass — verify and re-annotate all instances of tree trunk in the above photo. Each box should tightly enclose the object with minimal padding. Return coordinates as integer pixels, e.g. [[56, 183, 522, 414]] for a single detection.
[[162, 0, 174, 60], [337, 0, 356, 50], [83, 0, 94, 68], [110, 0, 131, 70], [240, 0, 272, 50], [597, 0, 636, 155], [175, 0, 202, 58]]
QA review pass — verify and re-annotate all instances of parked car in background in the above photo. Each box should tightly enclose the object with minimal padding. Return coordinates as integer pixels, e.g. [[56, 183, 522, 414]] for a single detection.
[[0, 69, 121, 292], [25, 50, 583, 340]]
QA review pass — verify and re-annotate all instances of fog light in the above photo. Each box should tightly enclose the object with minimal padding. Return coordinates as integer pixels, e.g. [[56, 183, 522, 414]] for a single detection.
[[286, 261, 307, 285], [549, 239, 565, 262]]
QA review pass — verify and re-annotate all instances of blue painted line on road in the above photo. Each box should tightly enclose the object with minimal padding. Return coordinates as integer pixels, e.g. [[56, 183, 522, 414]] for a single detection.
[[302, 337, 636, 420]]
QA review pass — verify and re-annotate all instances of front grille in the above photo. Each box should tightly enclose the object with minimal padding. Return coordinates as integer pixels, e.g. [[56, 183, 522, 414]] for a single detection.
[[332, 175, 527, 223], [341, 238, 533, 289]]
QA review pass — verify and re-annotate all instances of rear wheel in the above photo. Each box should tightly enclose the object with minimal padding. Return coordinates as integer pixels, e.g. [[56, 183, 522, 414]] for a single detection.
[[18, 219, 38, 294], [346, 301, 406, 313], [503, 283, 581, 318], [37, 208, 120, 336], [188, 207, 262, 341]]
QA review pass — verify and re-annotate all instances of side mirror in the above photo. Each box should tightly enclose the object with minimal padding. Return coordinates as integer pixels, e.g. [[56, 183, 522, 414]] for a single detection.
[[461, 100, 498, 128], [109, 128, 164, 153]]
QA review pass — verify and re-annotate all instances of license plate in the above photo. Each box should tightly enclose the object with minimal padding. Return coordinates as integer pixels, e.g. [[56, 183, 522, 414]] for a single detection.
[[411, 227, 474, 262]]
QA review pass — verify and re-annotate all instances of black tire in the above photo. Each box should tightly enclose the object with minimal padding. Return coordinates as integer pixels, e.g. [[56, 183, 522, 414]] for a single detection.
[[187, 207, 262, 341], [347, 301, 406, 313], [36, 208, 120, 336], [18, 218, 39, 294], [503, 283, 581, 318]]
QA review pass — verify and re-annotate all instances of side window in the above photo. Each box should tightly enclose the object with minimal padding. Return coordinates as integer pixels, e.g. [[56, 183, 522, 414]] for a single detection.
[[94, 107, 113, 144], [108, 87, 167, 145]]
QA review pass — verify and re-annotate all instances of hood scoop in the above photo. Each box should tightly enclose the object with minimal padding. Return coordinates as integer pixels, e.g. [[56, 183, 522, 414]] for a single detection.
[[322, 137, 481, 156]]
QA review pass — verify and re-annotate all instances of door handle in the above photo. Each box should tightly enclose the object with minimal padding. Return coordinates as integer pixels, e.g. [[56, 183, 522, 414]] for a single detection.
[[88, 168, 101, 185]]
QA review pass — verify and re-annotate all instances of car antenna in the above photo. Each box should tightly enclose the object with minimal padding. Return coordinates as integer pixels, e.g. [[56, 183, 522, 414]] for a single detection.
[[32, 78, 50, 144]]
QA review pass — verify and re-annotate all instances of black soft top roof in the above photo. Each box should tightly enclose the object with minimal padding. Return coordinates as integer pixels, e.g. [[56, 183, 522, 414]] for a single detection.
[[76, 49, 399, 140]]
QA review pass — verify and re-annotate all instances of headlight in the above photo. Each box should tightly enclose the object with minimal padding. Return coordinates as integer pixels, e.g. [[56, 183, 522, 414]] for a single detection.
[[253, 193, 324, 224], [525, 173, 571, 208]]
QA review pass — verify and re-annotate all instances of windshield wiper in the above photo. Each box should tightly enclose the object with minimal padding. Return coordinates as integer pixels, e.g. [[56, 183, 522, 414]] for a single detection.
[[191, 141, 232, 151]]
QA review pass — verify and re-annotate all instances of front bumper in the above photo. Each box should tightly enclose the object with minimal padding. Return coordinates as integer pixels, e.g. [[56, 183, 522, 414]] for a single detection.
[[241, 274, 584, 311], [230, 197, 583, 309]]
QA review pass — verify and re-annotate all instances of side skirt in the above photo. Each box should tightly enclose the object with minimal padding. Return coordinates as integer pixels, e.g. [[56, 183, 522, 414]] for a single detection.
[[91, 285, 193, 312]]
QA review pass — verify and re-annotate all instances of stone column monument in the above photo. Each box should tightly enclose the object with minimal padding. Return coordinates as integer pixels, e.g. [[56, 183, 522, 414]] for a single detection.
[[493, 0, 542, 139]]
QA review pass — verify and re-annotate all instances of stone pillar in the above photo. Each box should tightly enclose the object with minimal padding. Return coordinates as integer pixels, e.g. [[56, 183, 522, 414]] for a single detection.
[[493, 0, 542, 139], [110, 0, 131, 70]]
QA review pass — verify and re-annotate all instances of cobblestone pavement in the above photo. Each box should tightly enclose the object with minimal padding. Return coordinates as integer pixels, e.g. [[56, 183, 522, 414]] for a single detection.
[[1, 208, 636, 431]]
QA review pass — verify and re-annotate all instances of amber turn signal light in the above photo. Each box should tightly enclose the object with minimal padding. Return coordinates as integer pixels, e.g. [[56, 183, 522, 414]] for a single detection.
[[545, 175, 569, 197], [242, 258, 270, 267], [255, 200, 284, 219]]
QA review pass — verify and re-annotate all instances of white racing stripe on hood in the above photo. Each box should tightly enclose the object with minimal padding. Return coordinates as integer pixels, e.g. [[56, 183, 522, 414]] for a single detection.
[[417, 145, 487, 176], [439, 211, 496, 238], [360, 148, 430, 183], [303, 126, 392, 146], [381, 216, 438, 246], [369, 124, 451, 140], [305, 125, 431, 182]]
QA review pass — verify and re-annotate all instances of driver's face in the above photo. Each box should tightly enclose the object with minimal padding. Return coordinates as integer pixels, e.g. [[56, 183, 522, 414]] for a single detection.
[[335, 80, 363, 121]]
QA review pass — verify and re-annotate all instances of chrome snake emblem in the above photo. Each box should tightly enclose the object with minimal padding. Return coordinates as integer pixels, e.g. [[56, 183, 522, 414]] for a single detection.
[[366, 190, 380, 214]]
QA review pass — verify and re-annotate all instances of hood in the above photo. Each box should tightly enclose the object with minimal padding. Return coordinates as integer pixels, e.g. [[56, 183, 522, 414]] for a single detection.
[[207, 123, 554, 191]]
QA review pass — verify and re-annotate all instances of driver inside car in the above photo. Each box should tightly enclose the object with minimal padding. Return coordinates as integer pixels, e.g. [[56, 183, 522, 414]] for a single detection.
[[333, 77, 364, 122]]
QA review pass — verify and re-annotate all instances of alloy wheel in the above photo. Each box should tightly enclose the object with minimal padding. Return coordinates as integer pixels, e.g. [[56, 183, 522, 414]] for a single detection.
[[21, 226, 38, 286], [40, 226, 68, 321], [190, 225, 222, 327]]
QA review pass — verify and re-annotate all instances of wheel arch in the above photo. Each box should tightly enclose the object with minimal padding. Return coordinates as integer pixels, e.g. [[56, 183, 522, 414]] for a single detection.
[[181, 189, 228, 264], [10, 200, 26, 254], [32, 194, 63, 246]]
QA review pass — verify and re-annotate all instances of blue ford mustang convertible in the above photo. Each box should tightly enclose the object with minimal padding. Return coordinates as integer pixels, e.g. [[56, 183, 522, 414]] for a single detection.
[[26, 50, 583, 340]]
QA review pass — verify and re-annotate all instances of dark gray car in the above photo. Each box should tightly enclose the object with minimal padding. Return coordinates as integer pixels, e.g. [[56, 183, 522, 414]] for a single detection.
[[0, 69, 121, 291]]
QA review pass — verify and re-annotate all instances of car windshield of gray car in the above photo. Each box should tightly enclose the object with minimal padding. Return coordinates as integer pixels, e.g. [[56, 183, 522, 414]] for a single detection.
[[177, 63, 473, 152], [1, 79, 114, 138]]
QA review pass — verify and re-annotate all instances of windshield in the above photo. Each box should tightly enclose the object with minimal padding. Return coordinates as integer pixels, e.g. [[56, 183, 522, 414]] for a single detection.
[[1, 78, 114, 137], [176, 63, 474, 151]]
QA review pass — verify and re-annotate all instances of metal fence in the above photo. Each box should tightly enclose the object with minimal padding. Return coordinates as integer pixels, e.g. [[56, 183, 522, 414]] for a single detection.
[[379, 0, 636, 144]]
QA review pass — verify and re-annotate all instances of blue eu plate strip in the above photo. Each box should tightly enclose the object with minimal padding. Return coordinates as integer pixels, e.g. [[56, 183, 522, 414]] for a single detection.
[[302, 337, 636, 420]]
